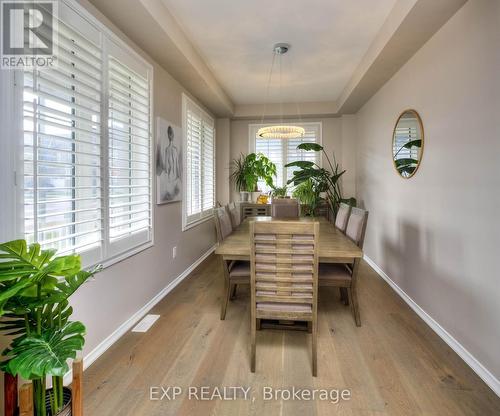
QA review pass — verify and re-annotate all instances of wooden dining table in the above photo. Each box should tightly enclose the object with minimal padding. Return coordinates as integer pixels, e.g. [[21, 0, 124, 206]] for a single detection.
[[215, 216, 363, 263]]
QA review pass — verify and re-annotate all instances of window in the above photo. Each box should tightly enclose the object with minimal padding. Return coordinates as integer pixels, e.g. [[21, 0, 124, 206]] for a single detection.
[[250, 122, 322, 192], [182, 94, 215, 230], [18, 1, 152, 267]]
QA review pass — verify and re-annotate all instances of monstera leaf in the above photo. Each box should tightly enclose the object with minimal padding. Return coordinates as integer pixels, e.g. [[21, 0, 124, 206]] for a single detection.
[[3, 321, 85, 379], [296, 142, 323, 152], [0, 240, 82, 316]]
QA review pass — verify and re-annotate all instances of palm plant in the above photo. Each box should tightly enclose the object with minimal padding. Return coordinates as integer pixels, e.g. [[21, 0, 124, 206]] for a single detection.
[[0, 240, 101, 416], [285, 143, 356, 216]]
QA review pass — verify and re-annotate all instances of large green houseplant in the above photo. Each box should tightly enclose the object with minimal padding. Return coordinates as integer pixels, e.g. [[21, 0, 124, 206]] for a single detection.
[[292, 179, 323, 216], [230, 153, 277, 202], [286, 143, 356, 216], [0, 240, 101, 416]]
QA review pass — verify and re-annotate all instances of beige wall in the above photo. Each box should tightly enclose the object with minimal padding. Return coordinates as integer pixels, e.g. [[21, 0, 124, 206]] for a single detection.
[[216, 118, 231, 205], [226, 117, 357, 202], [356, 0, 500, 381]]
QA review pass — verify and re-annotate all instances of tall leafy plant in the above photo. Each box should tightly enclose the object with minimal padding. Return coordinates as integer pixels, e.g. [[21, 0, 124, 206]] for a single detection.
[[230, 153, 277, 192], [0, 240, 101, 416], [285, 143, 356, 215], [292, 179, 322, 216]]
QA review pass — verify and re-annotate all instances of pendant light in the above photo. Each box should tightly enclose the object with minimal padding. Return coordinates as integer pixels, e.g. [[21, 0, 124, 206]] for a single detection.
[[257, 43, 304, 139]]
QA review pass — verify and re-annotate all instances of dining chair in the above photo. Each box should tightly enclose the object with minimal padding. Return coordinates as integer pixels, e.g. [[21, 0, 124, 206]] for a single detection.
[[319, 207, 368, 326], [250, 220, 319, 376], [334, 202, 351, 233], [214, 207, 250, 320], [227, 201, 241, 230], [271, 198, 300, 218]]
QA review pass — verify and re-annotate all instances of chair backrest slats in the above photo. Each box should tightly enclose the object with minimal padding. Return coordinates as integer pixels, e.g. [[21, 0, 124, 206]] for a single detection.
[[345, 207, 369, 249], [334, 203, 351, 232], [250, 221, 319, 312]]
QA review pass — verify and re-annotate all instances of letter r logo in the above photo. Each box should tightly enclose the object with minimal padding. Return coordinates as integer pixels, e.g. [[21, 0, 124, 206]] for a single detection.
[[1, 1, 54, 55]]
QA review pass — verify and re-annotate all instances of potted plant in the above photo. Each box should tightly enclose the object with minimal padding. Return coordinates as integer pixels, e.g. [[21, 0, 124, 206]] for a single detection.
[[0, 240, 101, 416], [269, 185, 288, 201], [285, 143, 356, 216], [230, 153, 277, 203], [292, 179, 322, 216]]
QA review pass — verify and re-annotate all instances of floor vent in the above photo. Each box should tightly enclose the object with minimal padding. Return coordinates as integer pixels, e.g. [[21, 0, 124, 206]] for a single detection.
[[132, 314, 160, 333]]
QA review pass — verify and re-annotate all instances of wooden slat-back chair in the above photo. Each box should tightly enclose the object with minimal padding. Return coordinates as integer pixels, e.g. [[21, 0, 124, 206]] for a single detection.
[[250, 220, 320, 376], [319, 207, 368, 326], [214, 207, 250, 319]]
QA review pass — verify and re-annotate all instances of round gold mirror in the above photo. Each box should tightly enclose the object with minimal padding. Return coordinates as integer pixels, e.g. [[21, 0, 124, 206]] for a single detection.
[[392, 109, 424, 178]]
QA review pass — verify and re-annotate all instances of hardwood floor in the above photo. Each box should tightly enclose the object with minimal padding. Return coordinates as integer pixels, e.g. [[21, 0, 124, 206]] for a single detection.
[[82, 255, 500, 415]]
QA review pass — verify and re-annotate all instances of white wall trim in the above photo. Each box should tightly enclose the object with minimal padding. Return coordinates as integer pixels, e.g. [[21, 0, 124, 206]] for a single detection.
[[364, 255, 500, 397], [64, 244, 216, 385]]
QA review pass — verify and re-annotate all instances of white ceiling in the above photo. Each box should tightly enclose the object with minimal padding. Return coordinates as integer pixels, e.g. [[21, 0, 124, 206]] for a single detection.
[[161, 0, 397, 105]]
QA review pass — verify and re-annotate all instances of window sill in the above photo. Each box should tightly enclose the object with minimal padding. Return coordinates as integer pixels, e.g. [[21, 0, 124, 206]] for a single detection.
[[84, 241, 154, 270], [182, 214, 213, 232]]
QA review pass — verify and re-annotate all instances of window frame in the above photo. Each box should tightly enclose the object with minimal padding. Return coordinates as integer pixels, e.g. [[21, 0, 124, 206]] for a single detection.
[[248, 121, 323, 190], [5, 0, 155, 269], [181, 93, 216, 231]]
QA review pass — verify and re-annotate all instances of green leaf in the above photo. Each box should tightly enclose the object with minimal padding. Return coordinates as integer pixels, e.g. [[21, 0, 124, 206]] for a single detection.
[[394, 158, 418, 167], [284, 160, 315, 169], [5, 321, 86, 379], [296, 143, 323, 152], [402, 139, 421, 149]]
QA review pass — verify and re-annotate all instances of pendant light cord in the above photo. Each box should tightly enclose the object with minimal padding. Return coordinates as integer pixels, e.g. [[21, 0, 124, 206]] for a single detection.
[[260, 52, 276, 126]]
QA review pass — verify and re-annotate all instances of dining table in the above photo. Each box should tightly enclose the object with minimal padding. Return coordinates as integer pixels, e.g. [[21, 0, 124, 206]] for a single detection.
[[215, 216, 363, 263]]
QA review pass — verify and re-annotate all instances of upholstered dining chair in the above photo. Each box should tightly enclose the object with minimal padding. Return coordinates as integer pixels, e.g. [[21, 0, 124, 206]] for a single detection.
[[334, 202, 351, 233], [250, 220, 320, 376], [271, 198, 300, 218], [227, 202, 241, 230], [319, 207, 368, 326], [214, 207, 250, 320]]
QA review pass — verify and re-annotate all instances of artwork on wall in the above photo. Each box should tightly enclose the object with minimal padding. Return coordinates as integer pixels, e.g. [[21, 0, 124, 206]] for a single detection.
[[156, 117, 182, 204]]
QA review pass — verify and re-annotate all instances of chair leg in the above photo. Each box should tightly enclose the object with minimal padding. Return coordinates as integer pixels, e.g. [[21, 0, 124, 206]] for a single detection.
[[220, 279, 231, 320], [230, 283, 237, 299], [312, 319, 318, 377], [251, 317, 256, 372], [340, 288, 349, 305], [256, 318, 261, 330], [348, 287, 361, 327], [307, 321, 312, 333]]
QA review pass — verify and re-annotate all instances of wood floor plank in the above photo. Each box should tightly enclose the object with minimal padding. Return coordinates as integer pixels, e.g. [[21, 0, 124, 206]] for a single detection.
[[82, 256, 500, 416]]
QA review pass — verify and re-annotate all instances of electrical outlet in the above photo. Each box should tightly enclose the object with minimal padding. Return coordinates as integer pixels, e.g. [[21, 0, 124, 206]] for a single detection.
[[172, 246, 177, 258]]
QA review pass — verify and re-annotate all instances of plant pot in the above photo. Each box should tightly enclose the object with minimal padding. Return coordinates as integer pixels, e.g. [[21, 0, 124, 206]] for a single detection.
[[45, 386, 72, 416], [251, 191, 261, 203], [239, 191, 250, 202]]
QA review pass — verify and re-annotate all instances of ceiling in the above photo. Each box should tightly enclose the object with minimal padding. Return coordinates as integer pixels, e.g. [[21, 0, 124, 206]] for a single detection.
[[161, 0, 397, 105]]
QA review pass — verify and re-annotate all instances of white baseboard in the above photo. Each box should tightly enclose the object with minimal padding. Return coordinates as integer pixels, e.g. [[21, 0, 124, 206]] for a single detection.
[[364, 255, 500, 398], [64, 245, 216, 385]]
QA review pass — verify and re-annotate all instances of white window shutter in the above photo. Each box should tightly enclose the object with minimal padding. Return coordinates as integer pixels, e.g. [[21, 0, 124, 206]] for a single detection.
[[107, 46, 152, 257], [183, 95, 215, 229], [22, 13, 103, 266]]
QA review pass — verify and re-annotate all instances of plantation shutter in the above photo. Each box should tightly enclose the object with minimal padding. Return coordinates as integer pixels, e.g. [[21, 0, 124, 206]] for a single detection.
[[251, 123, 321, 191], [184, 96, 215, 228], [22, 5, 103, 265], [107, 41, 152, 257]]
